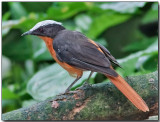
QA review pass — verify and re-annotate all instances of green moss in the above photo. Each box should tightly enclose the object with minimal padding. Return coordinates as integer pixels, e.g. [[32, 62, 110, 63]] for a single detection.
[[2, 71, 158, 120]]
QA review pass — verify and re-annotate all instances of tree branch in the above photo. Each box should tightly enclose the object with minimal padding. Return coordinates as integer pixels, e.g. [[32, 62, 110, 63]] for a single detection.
[[2, 71, 158, 120]]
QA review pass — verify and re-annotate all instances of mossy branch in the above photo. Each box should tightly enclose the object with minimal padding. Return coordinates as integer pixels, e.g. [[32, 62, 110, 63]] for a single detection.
[[2, 71, 158, 120]]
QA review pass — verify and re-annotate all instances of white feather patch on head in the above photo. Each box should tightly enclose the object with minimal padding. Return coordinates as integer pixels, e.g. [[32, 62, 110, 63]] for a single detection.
[[30, 20, 62, 31]]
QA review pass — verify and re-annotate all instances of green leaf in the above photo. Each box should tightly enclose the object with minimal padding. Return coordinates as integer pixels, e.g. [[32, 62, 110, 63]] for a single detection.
[[9, 2, 27, 19], [2, 20, 20, 36], [116, 57, 139, 76], [142, 2, 158, 24], [116, 39, 158, 76], [2, 88, 18, 99], [21, 2, 52, 12], [87, 13, 131, 38], [143, 53, 158, 71], [75, 14, 92, 31], [2, 13, 42, 37], [2, 37, 33, 61], [47, 2, 88, 20], [122, 36, 157, 52], [2, 56, 11, 79], [2, 11, 11, 21], [33, 40, 52, 62], [2, 100, 18, 113], [118, 39, 158, 64], [27, 63, 96, 101], [99, 2, 146, 14]]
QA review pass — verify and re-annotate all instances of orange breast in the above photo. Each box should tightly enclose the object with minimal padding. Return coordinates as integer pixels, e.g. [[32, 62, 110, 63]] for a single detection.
[[39, 36, 83, 77]]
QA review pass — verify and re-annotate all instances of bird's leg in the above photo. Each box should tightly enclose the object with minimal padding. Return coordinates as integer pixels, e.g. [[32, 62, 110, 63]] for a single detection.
[[84, 71, 94, 86], [65, 76, 81, 93]]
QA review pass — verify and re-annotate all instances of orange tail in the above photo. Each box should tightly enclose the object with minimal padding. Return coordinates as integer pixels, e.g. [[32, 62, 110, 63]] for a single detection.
[[106, 74, 149, 112]]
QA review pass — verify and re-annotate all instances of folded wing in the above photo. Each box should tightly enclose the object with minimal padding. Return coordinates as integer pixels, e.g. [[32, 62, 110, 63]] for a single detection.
[[53, 30, 118, 76]]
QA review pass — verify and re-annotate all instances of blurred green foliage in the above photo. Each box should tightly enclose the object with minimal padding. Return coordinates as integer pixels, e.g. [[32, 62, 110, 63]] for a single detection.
[[2, 2, 158, 113]]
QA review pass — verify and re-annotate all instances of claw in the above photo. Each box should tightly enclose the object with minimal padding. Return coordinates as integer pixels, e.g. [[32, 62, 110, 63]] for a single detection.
[[56, 92, 67, 96], [83, 81, 92, 88]]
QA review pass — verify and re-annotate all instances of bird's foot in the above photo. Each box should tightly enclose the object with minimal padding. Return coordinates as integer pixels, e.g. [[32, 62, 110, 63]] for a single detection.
[[56, 90, 78, 96], [56, 91, 68, 96], [83, 81, 92, 88]]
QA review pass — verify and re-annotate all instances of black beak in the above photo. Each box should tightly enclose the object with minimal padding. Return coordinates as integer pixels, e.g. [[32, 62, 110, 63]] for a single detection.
[[21, 31, 32, 36]]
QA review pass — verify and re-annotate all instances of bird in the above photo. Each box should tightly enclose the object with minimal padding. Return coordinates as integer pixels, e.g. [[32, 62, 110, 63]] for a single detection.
[[22, 20, 149, 112]]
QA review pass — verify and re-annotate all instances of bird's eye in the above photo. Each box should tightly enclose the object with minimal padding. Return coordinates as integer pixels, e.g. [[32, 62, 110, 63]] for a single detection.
[[38, 28, 44, 33]]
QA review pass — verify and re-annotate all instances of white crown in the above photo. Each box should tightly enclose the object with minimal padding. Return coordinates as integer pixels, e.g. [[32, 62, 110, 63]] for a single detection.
[[30, 20, 62, 31]]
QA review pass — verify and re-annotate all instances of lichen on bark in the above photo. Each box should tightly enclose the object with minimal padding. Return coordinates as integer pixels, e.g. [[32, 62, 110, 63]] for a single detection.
[[2, 71, 158, 120]]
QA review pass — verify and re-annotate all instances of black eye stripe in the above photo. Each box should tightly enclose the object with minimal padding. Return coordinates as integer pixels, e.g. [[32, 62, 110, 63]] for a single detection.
[[38, 28, 44, 32]]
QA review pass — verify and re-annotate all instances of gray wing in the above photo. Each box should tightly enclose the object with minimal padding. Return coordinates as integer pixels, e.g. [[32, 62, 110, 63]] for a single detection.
[[53, 30, 118, 76], [96, 43, 121, 68]]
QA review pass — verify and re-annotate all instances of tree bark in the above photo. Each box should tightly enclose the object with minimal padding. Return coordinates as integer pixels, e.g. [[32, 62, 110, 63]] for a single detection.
[[2, 71, 158, 120]]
